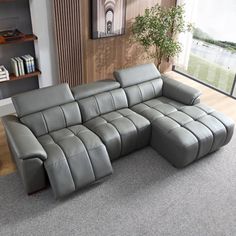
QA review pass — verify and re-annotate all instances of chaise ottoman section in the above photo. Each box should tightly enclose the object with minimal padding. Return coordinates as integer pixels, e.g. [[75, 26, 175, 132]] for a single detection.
[[151, 104, 235, 168], [38, 125, 113, 198], [114, 63, 234, 167]]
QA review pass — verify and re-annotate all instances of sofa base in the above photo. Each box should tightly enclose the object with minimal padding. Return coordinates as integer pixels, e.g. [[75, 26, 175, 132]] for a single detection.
[[8, 145, 48, 194]]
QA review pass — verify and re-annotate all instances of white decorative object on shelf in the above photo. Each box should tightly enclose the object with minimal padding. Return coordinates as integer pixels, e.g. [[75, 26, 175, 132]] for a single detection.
[[0, 65, 9, 82]]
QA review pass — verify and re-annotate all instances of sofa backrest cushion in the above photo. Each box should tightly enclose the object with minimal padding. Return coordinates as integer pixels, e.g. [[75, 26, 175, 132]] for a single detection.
[[72, 80, 128, 122], [12, 84, 82, 137], [12, 84, 74, 117], [72, 79, 120, 99], [114, 63, 163, 106]]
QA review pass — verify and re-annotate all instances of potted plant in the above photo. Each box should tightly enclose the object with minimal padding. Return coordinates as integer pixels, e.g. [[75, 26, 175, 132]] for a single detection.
[[132, 4, 192, 71]]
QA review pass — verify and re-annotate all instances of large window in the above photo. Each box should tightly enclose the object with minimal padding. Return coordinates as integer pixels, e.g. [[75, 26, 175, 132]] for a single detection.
[[175, 0, 236, 97]]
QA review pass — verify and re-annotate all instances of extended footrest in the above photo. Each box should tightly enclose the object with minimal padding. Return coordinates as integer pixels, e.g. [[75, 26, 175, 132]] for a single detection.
[[38, 125, 113, 198]]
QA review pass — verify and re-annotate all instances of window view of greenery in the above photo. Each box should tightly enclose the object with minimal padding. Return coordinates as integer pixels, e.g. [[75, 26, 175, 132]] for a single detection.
[[176, 0, 236, 95]]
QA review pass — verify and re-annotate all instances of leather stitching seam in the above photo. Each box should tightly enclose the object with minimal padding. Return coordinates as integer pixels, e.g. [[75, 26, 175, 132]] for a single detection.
[[48, 133, 76, 190], [59, 105, 67, 127], [94, 96, 102, 116], [41, 112, 49, 134], [109, 91, 117, 111], [69, 129, 97, 180]]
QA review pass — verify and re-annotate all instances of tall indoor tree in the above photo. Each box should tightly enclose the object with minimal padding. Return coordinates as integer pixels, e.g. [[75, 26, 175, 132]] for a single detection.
[[132, 4, 192, 70]]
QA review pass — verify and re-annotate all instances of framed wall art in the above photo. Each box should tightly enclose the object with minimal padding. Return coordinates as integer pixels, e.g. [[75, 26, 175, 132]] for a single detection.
[[91, 0, 126, 39]]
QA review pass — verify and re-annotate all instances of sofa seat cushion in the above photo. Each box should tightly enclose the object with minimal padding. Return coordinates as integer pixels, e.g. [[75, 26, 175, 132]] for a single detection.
[[38, 125, 113, 198], [147, 102, 234, 168], [132, 96, 186, 122], [84, 108, 151, 161]]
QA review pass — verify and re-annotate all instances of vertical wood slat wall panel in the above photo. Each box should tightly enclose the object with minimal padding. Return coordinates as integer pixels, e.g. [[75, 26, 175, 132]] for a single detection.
[[52, 0, 83, 86]]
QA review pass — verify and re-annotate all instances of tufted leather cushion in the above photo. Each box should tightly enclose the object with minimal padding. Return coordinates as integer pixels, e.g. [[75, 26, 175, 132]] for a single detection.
[[12, 84, 74, 117], [78, 89, 128, 122], [132, 98, 235, 167], [84, 108, 151, 160], [114, 63, 161, 87], [132, 97, 185, 122], [73, 80, 129, 122], [114, 63, 163, 107], [12, 83, 82, 137], [123, 79, 163, 107], [20, 102, 82, 137], [38, 125, 113, 198], [72, 80, 128, 122], [72, 79, 120, 100]]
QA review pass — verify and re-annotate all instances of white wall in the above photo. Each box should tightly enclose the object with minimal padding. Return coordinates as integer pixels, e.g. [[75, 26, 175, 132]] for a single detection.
[[29, 0, 59, 88], [176, 0, 199, 69], [0, 98, 15, 117]]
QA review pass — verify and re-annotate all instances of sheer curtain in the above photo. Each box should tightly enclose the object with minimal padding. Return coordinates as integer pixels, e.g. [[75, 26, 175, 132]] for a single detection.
[[176, 0, 199, 70]]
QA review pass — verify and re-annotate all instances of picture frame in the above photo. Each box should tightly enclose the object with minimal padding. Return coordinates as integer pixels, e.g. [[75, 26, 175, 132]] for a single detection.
[[91, 0, 127, 39]]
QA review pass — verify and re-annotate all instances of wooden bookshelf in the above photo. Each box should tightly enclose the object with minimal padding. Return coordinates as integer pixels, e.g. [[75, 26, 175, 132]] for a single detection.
[[10, 69, 41, 81], [0, 69, 41, 83], [0, 34, 37, 45], [0, 0, 40, 99]]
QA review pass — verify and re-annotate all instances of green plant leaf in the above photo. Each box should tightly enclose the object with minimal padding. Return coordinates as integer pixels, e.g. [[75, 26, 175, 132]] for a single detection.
[[132, 4, 190, 69]]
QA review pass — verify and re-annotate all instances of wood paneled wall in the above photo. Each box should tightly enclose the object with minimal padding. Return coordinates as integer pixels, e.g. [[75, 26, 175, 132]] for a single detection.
[[53, 0, 176, 85], [80, 0, 176, 84], [52, 0, 83, 86]]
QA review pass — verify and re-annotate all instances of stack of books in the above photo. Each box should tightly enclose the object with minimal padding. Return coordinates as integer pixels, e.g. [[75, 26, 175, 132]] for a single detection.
[[0, 65, 9, 82], [11, 55, 35, 77]]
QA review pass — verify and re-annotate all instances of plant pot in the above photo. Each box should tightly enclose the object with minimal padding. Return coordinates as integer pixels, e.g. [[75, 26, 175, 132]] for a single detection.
[[159, 58, 173, 73]]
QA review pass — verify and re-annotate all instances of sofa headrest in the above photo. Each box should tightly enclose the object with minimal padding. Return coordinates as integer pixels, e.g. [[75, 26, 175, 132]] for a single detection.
[[114, 63, 161, 88], [72, 79, 120, 100], [12, 83, 74, 117]]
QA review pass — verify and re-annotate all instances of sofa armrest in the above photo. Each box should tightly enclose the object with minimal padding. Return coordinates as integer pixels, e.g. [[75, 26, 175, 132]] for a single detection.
[[162, 75, 202, 105], [2, 115, 47, 161]]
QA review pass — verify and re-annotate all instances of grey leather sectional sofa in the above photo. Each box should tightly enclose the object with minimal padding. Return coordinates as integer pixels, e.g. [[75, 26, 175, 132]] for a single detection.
[[2, 63, 234, 198]]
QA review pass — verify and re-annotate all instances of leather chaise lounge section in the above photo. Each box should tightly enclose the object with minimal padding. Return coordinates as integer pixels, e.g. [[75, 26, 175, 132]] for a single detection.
[[2, 84, 113, 198], [2, 63, 234, 198], [114, 63, 235, 168]]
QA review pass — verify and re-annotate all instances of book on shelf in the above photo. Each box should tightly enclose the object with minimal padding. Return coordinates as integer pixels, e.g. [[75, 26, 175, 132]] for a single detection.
[[0, 65, 9, 82], [10, 54, 36, 77], [27, 55, 35, 72], [10, 58, 19, 77], [21, 55, 31, 73], [15, 57, 25, 76]]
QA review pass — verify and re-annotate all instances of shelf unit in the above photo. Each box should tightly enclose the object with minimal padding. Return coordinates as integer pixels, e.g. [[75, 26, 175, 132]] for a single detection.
[[10, 69, 41, 81], [0, 0, 40, 100], [0, 69, 41, 83], [0, 34, 37, 45], [0, 35, 39, 83]]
